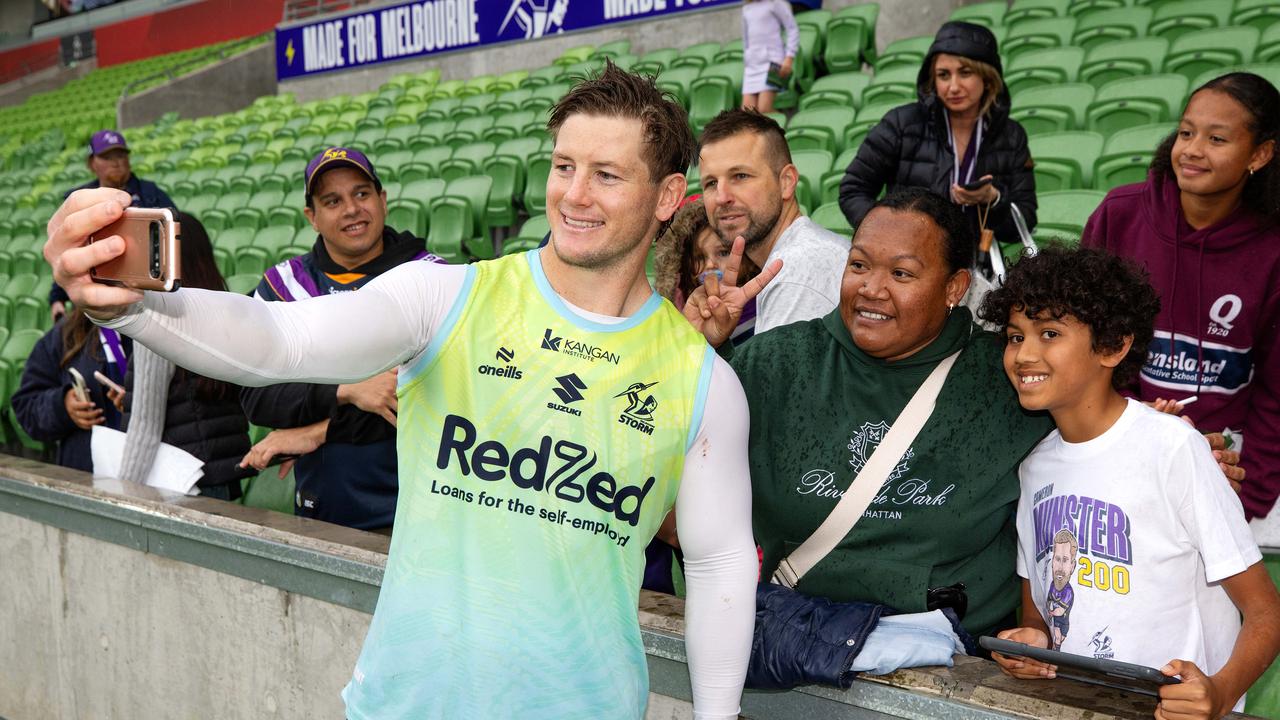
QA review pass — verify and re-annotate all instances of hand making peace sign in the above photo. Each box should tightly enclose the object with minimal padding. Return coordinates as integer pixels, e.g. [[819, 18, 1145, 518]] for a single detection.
[[681, 235, 783, 348]]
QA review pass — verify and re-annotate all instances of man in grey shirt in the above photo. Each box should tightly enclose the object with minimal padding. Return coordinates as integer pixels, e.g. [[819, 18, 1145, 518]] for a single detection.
[[697, 109, 850, 337]]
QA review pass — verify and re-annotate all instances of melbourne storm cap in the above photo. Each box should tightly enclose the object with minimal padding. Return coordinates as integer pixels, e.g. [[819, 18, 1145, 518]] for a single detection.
[[304, 146, 382, 199], [88, 130, 128, 156]]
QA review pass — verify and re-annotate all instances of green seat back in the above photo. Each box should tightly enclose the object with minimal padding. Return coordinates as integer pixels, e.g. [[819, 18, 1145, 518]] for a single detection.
[[811, 202, 853, 236], [1232, 0, 1280, 32], [1033, 190, 1107, 244], [1072, 8, 1153, 51], [425, 198, 471, 263], [1005, 46, 1086, 95], [1080, 38, 1170, 89], [1163, 27, 1261, 83], [1149, 0, 1233, 42], [1093, 122, 1175, 191], [387, 198, 428, 237], [950, 1, 1006, 26], [1086, 74, 1188, 134], [1028, 131, 1105, 190], [1004, 17, 1077, 60], [1011, 83, 1097, 134]]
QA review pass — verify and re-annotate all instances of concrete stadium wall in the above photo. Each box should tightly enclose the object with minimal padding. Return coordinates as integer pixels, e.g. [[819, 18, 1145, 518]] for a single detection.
[[278, 0, 960, 104], [117, 42, 276, 128]]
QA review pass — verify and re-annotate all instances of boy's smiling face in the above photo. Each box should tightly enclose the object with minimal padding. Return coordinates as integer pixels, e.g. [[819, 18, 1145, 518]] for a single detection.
[[1003, 310, 1124, 415]]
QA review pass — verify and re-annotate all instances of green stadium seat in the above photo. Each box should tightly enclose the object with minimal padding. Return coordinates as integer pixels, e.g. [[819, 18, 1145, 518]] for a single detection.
[[524, 157, 552, 214], [225, 274, 261, 295], [387, 198, 428, 237], [557, 60, 600, 84], [249, 190, 287, 212], [688, 77, 736, 134], [253, 225, 296, 259], [523, 65, 562, 88], [413, 146, 454, 175], [517, 214, 550, 240], [485, 110, 541, 144], [1086, 74, 1187, 134], [446, 116, 495, 147], [1004, 17, 1077, 60], [379, 149, 415, 178], [1, 329, 44, 404], [233, 246, 272, 277], [1011, 82, 1096, 134], [402, 178, 448, 209], [861, 65, 917, 106], [1260, 25, 1280, 64], [216, 226, 256, 254], [1028, 131, 1105, 190], [671, 42, 720, 70], [633, 48, 679, 77], [1080, 37, 1169, 89], [811, 202, 854, 236], [786, 107, 857, 156], [713, 39, 744, 65], [1162, 27, 1261, 83], [425, 198, 471, 263], [459, 93, 496, 117], [231, 208, 266, 230], [441, 142, 496, 181], [1232, 0, 1280, 32], [1092, 122, 1175, 191], [275, 244, 311, 264], [1191, 62, 1280, 97], [268, 206, 307, 230], [490, 89, 534, 116], [396, 162, 433, 184], [481, 155, 522, 229], [1005, 46, 1086, 94], [1033, 190, 1106, 245], [524, 83, 572, 113], [1072, 7, 1152, 50], [843, 100, 898, 154], [654, 67, 702, 107], [200, 209, 232, 234], [444, 175, 493, 245], [4, 272, 41, 299], [950, 1, 1006, 27], [875, 35, 932, 74], [495, 70, 529, 92], [836, 3, 880, 63], [1148, 0, 1233, 42], [790, 149, 835, 212], [555, 44, 595, 67], [824, 15, 871, 73]]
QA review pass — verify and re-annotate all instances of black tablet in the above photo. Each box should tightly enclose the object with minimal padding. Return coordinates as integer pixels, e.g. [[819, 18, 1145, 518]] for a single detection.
[[979, 636, 1181, 697]]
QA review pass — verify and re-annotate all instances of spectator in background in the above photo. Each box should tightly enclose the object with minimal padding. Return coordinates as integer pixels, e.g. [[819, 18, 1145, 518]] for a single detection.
[[696, 109, 849, 341], [1081, 72, 1280, 523], [741, 0, 798, 114], [839, 22, 1036, 250], [237, 147, 445, 531], [11, 307, 130, 472], [653, 196, 760, 345], [51, 129, 176, 322], [116, 213, 253, 501]]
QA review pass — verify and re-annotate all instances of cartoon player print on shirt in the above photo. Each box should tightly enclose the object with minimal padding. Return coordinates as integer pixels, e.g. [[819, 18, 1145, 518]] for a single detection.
[[1047, 528, 1079, 650]]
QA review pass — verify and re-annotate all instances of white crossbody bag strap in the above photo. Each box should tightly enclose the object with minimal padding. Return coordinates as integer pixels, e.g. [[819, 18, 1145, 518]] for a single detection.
[[771, 351, 961, 589]]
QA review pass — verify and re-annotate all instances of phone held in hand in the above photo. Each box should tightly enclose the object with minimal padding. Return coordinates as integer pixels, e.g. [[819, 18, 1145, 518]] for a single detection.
[[93, 370, 125, 395], [961, 177, 993, 192], [89, 207, 182, 292], [68, 367, 90, 403]]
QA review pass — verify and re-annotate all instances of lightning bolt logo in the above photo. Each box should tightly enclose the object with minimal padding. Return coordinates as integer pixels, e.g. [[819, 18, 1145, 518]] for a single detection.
[[285, 39, 295, 66]]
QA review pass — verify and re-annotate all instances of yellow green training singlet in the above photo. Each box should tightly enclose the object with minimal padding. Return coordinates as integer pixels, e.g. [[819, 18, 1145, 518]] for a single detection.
[[342, 249, 715, 719]]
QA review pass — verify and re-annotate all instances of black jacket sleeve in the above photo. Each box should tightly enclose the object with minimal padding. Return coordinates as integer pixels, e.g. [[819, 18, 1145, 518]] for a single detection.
[[838, 110, 906, 228], [11, 330, 77, 441], [239, 383, 339, 429], [988, 120, 1038, 241]]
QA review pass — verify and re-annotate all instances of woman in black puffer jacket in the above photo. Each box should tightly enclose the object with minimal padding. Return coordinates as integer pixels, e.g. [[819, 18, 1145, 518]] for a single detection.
[[838, 21, 1036, 248]]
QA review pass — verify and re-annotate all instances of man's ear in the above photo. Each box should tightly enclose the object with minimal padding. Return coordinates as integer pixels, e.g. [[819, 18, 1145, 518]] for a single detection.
[[1099, 335, 1135, 369], [779, 163, 799, 202], [304, 206, 317, 230], [655, 172, 687, 223]]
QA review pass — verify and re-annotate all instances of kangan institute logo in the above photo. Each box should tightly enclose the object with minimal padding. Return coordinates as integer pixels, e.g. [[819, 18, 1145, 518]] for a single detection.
[[539, 327, 622, 364], [847, 421, 914, 481], [615, 381, 658, 435], [499, 0, 569, 40]]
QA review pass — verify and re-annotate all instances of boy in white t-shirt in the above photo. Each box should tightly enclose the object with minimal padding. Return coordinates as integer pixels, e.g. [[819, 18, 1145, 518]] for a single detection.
[[978, 246, 1280, 718]]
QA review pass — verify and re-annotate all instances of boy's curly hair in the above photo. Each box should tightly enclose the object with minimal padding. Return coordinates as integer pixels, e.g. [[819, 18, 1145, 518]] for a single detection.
[[978, 245, 1161, 388]]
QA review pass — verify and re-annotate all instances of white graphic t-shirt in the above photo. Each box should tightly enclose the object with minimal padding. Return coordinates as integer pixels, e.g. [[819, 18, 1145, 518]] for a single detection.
[[1016, 400, 1259, 706]]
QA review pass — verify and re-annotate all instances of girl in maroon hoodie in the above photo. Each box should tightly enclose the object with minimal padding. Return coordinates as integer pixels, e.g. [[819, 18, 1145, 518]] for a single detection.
[[1082, 72, 1280, 520]]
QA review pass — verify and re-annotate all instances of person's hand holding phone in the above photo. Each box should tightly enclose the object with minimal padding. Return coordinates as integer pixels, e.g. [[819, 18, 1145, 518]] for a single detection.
[[44, 188, 143, 321], [64, 388, 104, 430], [991, 627, 1057, 680], [950, 174, 999, 207]]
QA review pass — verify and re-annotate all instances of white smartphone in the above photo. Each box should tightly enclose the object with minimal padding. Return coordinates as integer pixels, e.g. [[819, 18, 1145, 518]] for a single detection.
[[67, 367, 89, 402], [93, 370, 125, 395]]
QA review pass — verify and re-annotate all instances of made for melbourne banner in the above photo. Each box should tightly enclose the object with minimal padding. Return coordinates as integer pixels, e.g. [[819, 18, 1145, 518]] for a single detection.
[[276, 0, 736, 81]]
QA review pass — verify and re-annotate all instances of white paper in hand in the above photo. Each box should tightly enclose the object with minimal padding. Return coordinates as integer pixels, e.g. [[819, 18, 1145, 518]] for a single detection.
[[91, 426, 205, 495]]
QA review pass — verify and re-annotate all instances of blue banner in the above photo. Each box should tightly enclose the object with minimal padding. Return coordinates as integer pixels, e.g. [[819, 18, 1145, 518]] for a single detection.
[[275, 0, 737, 81]]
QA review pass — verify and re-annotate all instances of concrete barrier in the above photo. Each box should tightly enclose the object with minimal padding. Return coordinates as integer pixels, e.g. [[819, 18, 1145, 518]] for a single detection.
[[0, 456, 1266, 719]]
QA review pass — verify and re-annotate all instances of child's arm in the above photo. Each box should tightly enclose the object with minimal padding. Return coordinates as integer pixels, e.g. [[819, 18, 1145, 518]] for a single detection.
[[1156, 562, 1280, 719], [991, 579, 1058, 680]]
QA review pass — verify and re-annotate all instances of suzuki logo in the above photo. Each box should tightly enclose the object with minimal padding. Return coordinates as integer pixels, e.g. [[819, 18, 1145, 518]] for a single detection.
[[552, 373, 587, 404], [541, 328, 562, 352], [496, 347, 514, 363]]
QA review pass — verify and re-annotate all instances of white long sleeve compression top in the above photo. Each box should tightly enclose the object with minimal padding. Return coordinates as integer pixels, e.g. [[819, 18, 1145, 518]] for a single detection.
[[99, 259, 758, 719]]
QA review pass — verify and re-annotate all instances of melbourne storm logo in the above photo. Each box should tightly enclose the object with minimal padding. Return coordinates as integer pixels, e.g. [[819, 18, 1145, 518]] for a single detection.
[[615, 381, 658, 435]]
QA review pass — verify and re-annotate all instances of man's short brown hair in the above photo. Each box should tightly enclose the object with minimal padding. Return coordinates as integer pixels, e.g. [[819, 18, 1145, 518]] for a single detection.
[[698, 108, 793, 172], [547, 60, 696, 183]]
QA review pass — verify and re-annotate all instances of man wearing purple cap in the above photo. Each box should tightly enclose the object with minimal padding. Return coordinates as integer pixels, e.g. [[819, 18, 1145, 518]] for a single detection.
[[235, 146, 446, 532], [51, 130, 176, 320]]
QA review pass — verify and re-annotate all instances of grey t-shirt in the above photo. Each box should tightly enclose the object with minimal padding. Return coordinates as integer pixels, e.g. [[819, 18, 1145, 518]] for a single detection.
[[756, 216, 851, 333]]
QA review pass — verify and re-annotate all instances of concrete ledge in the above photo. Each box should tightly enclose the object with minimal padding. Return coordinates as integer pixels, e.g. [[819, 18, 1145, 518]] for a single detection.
[[0, 456, 1265, 719]]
